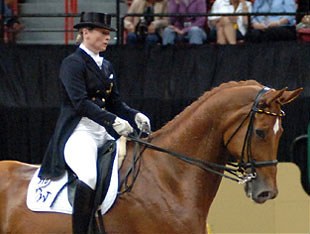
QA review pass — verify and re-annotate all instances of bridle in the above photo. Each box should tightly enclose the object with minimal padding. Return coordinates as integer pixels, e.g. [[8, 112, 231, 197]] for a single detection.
[[119, 87, 285, 193], [223, 87, 283, 182]]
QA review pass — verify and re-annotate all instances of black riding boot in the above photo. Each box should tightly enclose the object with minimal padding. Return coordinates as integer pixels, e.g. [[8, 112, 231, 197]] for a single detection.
[[72, 180, 95, 234]]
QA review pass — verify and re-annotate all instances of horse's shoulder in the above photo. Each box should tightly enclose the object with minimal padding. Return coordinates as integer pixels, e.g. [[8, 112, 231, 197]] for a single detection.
[[0, 160, 38, 179]]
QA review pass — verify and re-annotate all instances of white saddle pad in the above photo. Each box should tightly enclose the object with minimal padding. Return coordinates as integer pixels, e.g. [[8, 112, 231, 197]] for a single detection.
[[27, 148, 119, 215]]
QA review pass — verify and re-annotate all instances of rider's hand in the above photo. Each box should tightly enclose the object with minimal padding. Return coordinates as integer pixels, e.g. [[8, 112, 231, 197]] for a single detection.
[[113, 117, 133, 137], [135, 113, 151, 134]]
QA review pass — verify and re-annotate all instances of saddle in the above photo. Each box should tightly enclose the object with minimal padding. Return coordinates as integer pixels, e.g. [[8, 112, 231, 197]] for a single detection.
[[27, 137, 131, 234], [67, 140, 117, 209], [66, 140, 117, 234]]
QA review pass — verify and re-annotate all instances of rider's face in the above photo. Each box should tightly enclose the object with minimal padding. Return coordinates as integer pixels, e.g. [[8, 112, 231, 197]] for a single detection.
[[82, 28, 111, 54]]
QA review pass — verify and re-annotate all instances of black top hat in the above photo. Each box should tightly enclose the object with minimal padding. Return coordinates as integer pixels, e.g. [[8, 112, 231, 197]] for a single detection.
[[74, 12, 116, 31]]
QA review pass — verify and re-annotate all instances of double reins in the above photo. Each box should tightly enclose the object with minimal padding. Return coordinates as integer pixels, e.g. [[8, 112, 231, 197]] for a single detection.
[[120, 87, 285, 191], [127, 134, 243, 183]]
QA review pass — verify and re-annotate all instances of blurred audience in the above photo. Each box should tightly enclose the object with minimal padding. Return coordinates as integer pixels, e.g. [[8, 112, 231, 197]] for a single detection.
[[208, 0, 252, 44], [0, 0, 24, 43], [246, 0, 297, 42], [124, 0, 168, 46], [162, 0, 207, 45], [297, 14, 310, 29], [296, 14, 310, 42]]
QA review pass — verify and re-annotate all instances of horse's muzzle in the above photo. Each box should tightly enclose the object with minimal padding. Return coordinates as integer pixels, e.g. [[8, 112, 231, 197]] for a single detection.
[[244, 179, 278, 204]]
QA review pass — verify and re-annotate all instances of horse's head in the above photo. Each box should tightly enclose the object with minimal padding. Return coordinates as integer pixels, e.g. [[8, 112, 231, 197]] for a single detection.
[[223, 86, 303, 203]]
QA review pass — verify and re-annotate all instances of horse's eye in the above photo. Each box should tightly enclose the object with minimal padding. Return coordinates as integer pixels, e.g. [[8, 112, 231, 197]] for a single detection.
[[255, 129, 266, 139], [258, 102, 268, 109]]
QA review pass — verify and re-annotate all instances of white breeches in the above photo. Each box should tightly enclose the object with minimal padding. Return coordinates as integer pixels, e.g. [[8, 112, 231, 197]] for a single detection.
[[64, 117, 114, 190]]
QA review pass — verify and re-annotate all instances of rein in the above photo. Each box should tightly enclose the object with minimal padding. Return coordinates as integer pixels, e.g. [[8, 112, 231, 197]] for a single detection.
[[119, 87, 285, 193], [127, 134, 243, 183]]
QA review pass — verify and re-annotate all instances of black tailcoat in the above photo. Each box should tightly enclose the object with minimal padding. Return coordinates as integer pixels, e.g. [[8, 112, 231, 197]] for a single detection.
[[38, 48, 138, 180]]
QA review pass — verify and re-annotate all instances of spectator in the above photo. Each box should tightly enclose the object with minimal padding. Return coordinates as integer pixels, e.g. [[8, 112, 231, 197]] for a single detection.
[[297, 14, 310, 29], [162, 0, 207, 45], [0, 0, 24, 43], [246, 0, 297, 42], [208, 0, 252, 44], [296, 14, 310, 42], [124, 0, 168, 46]]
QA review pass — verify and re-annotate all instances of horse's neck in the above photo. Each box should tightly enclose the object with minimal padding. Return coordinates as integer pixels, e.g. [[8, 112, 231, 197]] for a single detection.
[[154, 99, 224, 162], [132, 102, 227, 212], [111, 83, 263, 232], [144, 85, 260, 208]]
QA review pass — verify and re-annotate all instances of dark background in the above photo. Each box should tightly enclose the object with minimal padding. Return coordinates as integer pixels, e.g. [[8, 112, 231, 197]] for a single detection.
[[0, 41, 309, 193]]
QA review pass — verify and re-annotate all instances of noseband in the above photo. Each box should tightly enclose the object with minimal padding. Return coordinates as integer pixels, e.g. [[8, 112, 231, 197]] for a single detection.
[[122, 87, 284, 190]]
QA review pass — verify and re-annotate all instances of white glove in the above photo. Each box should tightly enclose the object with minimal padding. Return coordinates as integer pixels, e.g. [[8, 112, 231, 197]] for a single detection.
[[112, 117, 133, 137], [135, 113, 151, 134]]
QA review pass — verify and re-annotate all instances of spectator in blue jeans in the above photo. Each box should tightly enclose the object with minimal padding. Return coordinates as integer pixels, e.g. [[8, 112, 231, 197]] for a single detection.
[[246, 0, 297, 42], [162, 0, 207, 45]]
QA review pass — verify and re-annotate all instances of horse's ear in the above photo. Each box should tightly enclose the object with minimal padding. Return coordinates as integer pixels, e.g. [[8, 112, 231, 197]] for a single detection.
[[263, 88, 288, 106], [278, 87, 303, 105], [262, 87, 303, 106]]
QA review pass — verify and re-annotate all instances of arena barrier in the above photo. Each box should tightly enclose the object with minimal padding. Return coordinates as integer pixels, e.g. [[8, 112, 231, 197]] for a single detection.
[[208, 163, 309, 234]]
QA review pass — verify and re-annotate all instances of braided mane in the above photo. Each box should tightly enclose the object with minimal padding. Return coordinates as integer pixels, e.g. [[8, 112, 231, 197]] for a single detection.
[[197, 80, 261, 102], [155, 80, 263, 134]]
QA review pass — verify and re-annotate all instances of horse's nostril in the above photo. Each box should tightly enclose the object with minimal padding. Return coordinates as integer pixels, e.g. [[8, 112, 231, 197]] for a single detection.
[[258, 190, 277, 200], [258, 191, 270, 198]]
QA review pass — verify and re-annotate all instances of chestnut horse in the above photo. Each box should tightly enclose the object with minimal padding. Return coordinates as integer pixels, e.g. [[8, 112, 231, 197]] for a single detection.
[[0, 80, 302, 233]]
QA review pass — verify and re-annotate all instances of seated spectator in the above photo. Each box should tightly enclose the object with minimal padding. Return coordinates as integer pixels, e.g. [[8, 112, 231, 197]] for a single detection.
[[296, 14, 310, 42], [208, 0, 252, 44], [246, 0, 297, 42], [124, 0, 168, 46], [0, 0, 24, 43], [162, 0, 207, 45], [297, 14, 310, 29]]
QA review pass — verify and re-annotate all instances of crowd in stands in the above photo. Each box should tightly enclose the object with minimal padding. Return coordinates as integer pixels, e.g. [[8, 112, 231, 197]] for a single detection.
[[0, 0, 309, 44], [123, 0, 310, 45], [124, 0, 169, 45]]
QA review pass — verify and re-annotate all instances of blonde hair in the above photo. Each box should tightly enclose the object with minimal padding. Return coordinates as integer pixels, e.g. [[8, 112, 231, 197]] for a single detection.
[[75, 29, 83, 45]]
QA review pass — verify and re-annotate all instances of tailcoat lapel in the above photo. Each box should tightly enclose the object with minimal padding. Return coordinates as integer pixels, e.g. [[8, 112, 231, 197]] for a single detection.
[[77, 48, 104, 79]]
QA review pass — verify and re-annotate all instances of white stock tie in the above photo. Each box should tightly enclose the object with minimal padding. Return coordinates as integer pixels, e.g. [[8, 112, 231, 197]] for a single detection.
[[94, 56, 103, 69]]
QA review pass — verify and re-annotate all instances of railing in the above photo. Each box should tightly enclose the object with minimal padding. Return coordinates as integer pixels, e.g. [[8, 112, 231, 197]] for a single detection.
[[8, 12, 118, 44], [0, 10, 308, 45]]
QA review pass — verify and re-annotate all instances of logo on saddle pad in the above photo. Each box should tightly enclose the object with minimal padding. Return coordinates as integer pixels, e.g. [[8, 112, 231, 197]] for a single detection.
[[35, 179, 52, 203], [27, 161, 119, 215]]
